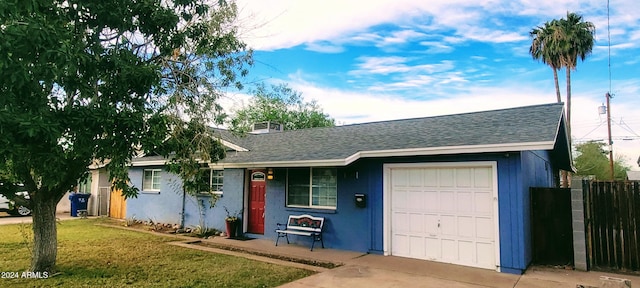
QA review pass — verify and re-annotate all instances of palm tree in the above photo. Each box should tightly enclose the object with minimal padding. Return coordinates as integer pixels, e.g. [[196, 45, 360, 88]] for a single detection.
[[556, 12, 595, 139], [530, 12, 595, 188], [530, 20, 563, 103]]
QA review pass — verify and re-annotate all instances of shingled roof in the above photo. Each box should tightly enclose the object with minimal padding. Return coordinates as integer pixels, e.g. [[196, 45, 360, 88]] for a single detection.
[[133, 103, 572, 170]]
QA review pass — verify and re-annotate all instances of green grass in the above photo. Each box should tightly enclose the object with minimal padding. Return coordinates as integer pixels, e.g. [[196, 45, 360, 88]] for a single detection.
[[0, 218, 314, 287]]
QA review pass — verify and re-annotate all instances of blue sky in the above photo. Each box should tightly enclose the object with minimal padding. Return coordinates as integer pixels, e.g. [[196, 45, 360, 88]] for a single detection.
[[227, 0, 639, 169]]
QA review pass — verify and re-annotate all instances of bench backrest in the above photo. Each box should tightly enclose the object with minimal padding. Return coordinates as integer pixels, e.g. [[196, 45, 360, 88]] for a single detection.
[[286, 214, 324, 232]]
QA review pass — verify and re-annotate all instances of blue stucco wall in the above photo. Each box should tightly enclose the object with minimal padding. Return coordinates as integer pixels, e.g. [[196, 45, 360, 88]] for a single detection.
[[248, 163, 372, 253], [127, 167, 245, 232], [127, 166, 183, 224], [182, 169, 245, 231], [515, 150, 554, 273]]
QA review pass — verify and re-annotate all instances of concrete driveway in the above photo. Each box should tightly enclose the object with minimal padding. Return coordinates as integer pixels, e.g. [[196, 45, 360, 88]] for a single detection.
[[279, 254, 640, 288], [189, 236, 640, 288]]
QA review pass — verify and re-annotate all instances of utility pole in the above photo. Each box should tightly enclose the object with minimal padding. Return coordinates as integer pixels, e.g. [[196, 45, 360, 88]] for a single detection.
[[606, 92, 614, 180]]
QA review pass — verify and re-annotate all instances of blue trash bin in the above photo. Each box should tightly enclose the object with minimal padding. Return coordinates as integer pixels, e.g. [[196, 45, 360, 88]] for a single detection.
[[69, 193, 90, 217]]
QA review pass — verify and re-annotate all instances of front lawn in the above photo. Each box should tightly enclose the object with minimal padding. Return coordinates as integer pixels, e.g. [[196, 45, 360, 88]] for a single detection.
[[0, 218, 314, 287]]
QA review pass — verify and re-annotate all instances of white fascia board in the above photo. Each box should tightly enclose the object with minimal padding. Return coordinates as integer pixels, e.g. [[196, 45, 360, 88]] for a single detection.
[[208, 159, 348, 169], [132, 141, 555, 168], [219, 139, 248, 152], [130, 160, 167, 167], [348, 141, 555, 165]]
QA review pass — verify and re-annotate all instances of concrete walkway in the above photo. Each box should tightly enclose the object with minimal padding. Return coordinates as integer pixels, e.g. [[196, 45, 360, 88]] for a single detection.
[[0, 212, 82, 225], [193, 236, 640, 288]]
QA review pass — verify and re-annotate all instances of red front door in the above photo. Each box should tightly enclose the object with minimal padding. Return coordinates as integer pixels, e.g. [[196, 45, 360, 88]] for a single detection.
[[248, 171, 266, 234]]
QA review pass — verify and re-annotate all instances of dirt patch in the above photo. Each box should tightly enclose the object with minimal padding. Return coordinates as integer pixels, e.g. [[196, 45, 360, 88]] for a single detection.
[[194, 241, 341, 269]]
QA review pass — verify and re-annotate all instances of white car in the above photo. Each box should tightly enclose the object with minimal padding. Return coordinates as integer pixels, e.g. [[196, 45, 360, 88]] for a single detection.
[[0, 191, 31, 216]]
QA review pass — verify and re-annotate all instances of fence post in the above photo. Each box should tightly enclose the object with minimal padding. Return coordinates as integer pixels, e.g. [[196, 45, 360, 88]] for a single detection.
[[571, 179, 588, 271]]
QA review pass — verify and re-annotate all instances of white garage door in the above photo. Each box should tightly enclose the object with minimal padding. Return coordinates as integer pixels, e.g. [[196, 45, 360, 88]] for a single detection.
[[386, 162, 499, 270]]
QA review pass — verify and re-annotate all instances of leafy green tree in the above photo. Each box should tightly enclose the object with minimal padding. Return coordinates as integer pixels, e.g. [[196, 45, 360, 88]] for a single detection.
[[229, 83, 335, 133], [574, 142, 629, 180], [0, 0, 250, 273]]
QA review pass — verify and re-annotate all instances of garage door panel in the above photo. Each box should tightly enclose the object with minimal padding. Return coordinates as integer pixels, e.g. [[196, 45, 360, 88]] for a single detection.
[[438, 168, 455, 187], [457, 191, 473, 212], [408, 190, 425, 210], [474, 168, 492, 188], [425, 238, 440, 260], [392, 170, 409, 187], [440, 191, 456, 212], [476, 217, 494, 239], [393, 212, 409, 233], [409, 213, 425, 233], [457, 216, 474, 237], [408, 169, 423, 187], [390, 164, 497, 270], [459, 241, 474, 263], [410, 236, 425, 258], [475, 192, 493, 214], [442, 239, 458, 261], [392, 189, 407, 210], [424, 169, 438, 187], [393, 235, 409, 256], [456, 168, 472, 187], [477, 242, 494, 267], [425, 214, 439, 236], [425, 191, 439, 210], [441, 215, 457, 236]]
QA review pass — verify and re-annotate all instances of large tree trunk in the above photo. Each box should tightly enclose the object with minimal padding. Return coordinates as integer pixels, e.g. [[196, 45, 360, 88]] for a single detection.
[[553, 68, 561, 103], [30, 193, 60, 273]]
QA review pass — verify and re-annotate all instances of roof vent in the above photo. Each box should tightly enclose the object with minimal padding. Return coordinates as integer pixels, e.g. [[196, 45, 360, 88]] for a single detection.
[[251, 121, 283, 134]]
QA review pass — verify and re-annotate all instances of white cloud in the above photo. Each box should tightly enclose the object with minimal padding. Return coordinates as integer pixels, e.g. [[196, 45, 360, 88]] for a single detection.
[[237, 0, 639, 54], [419, 41, 455, 54], [304, 42, 344, 53], [350, 57, 455, 76]]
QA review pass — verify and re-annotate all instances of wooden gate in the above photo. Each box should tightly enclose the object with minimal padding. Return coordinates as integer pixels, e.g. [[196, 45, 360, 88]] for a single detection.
[[531, 187, 574, 265], [109, 187, 127, 219], [585, 180, 640, 272]]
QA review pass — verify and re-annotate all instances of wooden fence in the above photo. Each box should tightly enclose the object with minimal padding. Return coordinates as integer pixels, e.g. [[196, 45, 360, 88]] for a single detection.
[[584, 180, 640, 272], [531, 187, 573, 265]]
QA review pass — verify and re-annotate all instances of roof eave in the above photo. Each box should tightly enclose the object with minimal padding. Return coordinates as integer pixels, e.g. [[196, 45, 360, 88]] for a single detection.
[[201, 141, 556, 168]]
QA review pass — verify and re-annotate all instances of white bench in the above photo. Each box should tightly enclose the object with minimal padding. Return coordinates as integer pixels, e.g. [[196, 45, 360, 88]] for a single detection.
[[275, 214, 325, 251]]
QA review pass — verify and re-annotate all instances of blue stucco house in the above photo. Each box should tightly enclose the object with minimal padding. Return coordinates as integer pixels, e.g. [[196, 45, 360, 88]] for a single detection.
[[127, 103, 571, 274]]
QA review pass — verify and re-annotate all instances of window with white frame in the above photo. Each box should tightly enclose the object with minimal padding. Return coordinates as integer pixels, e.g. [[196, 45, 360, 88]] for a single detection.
[[287, 167, 337, 209], [143, 169, 162, 191], [197, 169, 223, 195], [78, 174, 92, 194]]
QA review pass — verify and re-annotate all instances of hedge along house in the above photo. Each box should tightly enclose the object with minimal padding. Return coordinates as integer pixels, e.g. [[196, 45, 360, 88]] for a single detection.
[[127, 103, 572, 274]]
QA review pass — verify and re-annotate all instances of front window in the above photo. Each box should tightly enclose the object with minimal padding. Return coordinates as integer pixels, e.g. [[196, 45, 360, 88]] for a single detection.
[[197, 169, 223, 195], [287, 168, 337, 209], [143, 169, 161, 191]]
